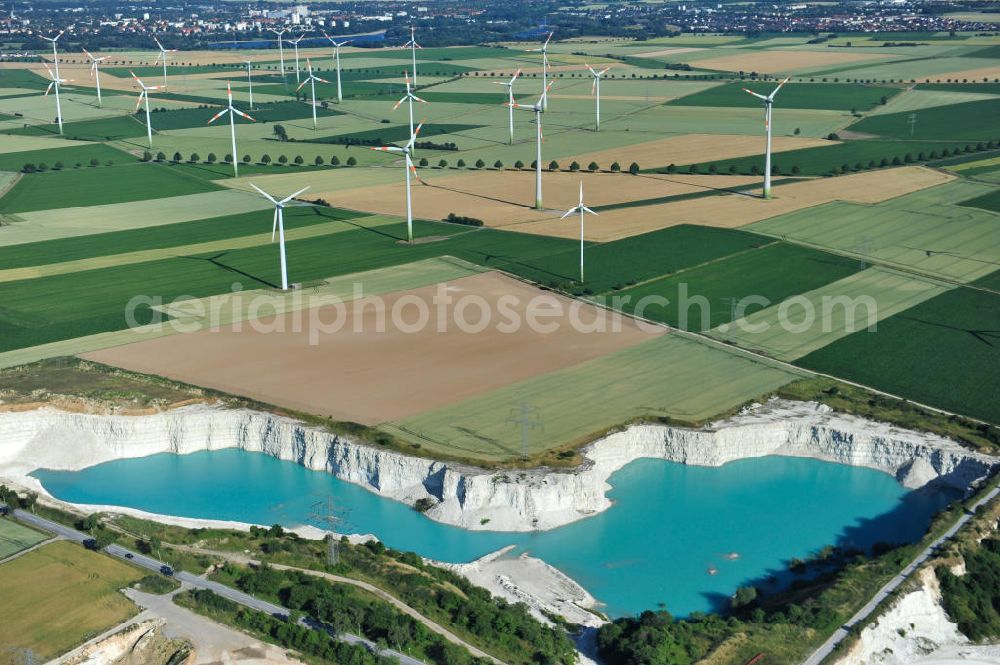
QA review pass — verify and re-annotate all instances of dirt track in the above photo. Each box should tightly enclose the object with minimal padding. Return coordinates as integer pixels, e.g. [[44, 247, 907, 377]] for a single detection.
[[82, 272, 660, 424]]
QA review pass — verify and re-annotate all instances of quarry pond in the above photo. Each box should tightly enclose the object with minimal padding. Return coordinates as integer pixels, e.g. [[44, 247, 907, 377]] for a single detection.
[[34, 449, 958, 618]]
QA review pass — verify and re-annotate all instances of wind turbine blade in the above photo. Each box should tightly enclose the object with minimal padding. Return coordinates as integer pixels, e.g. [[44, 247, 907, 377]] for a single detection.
[[560, 207, 579, 219], [742, 88, 768, 101], [134, 92, 144, 112], [412, 95, 427, 103], [45, 81, 53, 95], [82, 47, 94, 61], [543, 31, 553, 48], [207, 108, 229, 124], [233, 108, 255, 122], [278, 186, 310, 205], [769, 76, 791, 100], [392, 97, 406, 111], [295, 79, 308, 92], [272, 208, 278, 241], [408, 121, 424, 147], [591, 78, 596, 95], [599, 66, 611, 76], [583, 207, 598, 215], [585, 63, 597, 75], [249, 183, 279, 205], [315, 76, 330, 84], [511, 68, 522, 83], [371, 146, 405, 153]]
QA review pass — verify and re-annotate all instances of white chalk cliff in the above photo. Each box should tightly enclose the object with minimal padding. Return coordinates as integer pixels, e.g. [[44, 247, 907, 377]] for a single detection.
[[0, 399, 995, 532]]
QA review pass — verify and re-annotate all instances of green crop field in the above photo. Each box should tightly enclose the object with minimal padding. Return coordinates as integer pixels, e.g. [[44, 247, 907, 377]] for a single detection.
[[305, 123, 485, 146], [958, 188, 1000, 213], [612, 243, 861, 331], [706, 267, 951, 361], [141, 101, 343, 131], [0, 143, 130, 172], [848, 98, 1000, 141], [798, 286, 1000, 423], [4, 115, 149, 141], [0, 518, 48, 560], [747, 179, 1000, 283], [0, 541, 142, 662], [917, 83, 1000, 94], [383, 333, 801, 460], [0, 162, 221, 213], [667, 139, 986, 176], [667, 82, 900, 111]]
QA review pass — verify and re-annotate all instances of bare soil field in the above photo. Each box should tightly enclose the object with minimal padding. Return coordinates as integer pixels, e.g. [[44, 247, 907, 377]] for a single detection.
[[632, 47, 705, 59], [509, 166, 954, 240], [687, 49, 893, 74], [564, 133, 832, 172], [316, 169, 758, 229], [82, 271, 661, 424], [931, 63, 1000, 82]]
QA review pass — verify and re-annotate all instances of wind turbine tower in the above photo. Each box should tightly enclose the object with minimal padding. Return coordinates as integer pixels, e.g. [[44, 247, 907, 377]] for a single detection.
[[495, 69, 521, 144], [560, 182, 598, 282], [402, 26, 421, 86], [152, 36, 176, 88], [242, 57, 255, 109], [508, 81, 553, 210], [742, 77, 789, 199], [289, 33, 307, 83], [208, 83, 255, 177], [82, 48, 107, 107], [296, 59, 329, 129], [249, 184, 311, 291], [323, 33, 351, 103], [41, 63, 70, 134], [130, 70, 163, 148], [585, 63, 610, 131], [270, 27, 288, 77], [371, 123, 424, 243]]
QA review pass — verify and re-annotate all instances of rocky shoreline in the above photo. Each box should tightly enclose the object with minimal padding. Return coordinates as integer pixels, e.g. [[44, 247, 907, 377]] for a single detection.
[[0, 399, 996, 533]]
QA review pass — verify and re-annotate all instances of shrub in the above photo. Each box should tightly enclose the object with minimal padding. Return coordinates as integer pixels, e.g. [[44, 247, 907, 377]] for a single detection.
[[419, 157, 429, 167], [444, 212, 484, 227], [610, 161, 621, 172], [346, 156, 357, 166], [827, 132, 840, 141], [21, 163, 36, 173]]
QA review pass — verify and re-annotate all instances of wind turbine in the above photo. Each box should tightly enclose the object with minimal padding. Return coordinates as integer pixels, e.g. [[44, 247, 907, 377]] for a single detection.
[[41, 63, 70, 134], [526, 31, 553, 111], [585, 63, 610, 131], [152, 36, 176, 89], [402, 26, 420, 86], [242, 56, 255, 109], [130, 70, 163, 148], [289, 33, 307, 83], [560, 181, 598, 283], [296, 58, 329, 129], [393, 70, 426, 149], [508, 81, 553, 210], [323, 33, 351, 103], [82, 48, 107, 107], [249, 184, 310, 291], [208, 83, 255, 177], [495, 69, 521, 144], [38, 30, 64, 81], [370, 122, 423, 243], [742, 77, 790, 199], [270, 27, 287, 77]]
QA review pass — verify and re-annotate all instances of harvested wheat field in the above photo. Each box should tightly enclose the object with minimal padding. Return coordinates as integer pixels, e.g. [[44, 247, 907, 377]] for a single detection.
[[510, 166, 954, 241], [632, 47, 705, 59], [688, 49, 892, 74], [316, 169, 758, 228], [82, 271, 661, 424], [932, 63, 1000, 82], [565, 134, 832, 172]]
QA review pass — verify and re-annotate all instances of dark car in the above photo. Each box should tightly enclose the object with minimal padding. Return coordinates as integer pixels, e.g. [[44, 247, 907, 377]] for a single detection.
[[125, 552, 134, 559], [160, 565, 174, 577]]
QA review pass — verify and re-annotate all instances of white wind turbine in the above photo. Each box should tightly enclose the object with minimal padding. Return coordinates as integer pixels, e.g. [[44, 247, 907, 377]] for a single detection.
[[508, 81, 553, 210], [242, 56, 255, 109], [270, 27, 288, 77], [39, 29, 64, 81], [742, 77, 790, 199], [585, 63, 610, 131], [249, 184, 310, 291], [152, 36, 176, 89], [560, 181, 598, 283], [371, 122, 424, 243], [208, 83, 255, 177], [495, 68, 521, 144], [82, 48, 107, 107], [402, 26, 420, 86], [526, 31, 553, 111], [323, 33, 351, 103], [130, 70, 163, 148], [393, 70, 426, 149], [296, 58, 329, 129], [41, 63, 71, 134], [289, 33, 307, 83]]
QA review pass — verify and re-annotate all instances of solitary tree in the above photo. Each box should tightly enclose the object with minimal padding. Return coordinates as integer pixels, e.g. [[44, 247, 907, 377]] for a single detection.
[[172, 152, 182, 163], [243, 154, 252, 164], [569, 161, 580, 172], [206, 152, 217, 163], [420, 157, 429, 167], [588, 161, 599, 172], [457, 159, 466, 168], [628, 162, 639, 175], [475, 158, 485, 169], [514, 159, 524, 169], [438, 159, 448, 168], [189, 152, 200, 163], [548, 160, 559, 171], [610, 161, 621, 173], [294, 155, 304, 165], [346, 156, 357, 166], [331, 155, 341, 166], [315, 155, 325, 166], [278, 155, 288, 164], [494, 160, 503, 169], [273, 124, 288, 141], [261, 154, 272, 164]]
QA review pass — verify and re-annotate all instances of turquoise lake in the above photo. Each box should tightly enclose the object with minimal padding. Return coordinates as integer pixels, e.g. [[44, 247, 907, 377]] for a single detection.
[[33, 451, 957, 617]]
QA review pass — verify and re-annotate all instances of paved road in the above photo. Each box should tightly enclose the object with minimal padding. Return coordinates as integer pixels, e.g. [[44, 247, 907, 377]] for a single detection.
[[801, 486, 1000, 665], [4, 506, 427, 665]]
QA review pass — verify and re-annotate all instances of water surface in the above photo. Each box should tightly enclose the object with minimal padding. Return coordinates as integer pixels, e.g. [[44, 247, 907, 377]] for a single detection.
[[34, 450, 956, 617]]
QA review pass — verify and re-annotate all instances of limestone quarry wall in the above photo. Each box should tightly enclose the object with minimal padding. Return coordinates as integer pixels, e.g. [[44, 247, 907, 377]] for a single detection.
[[0, 400, 995, 532]]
